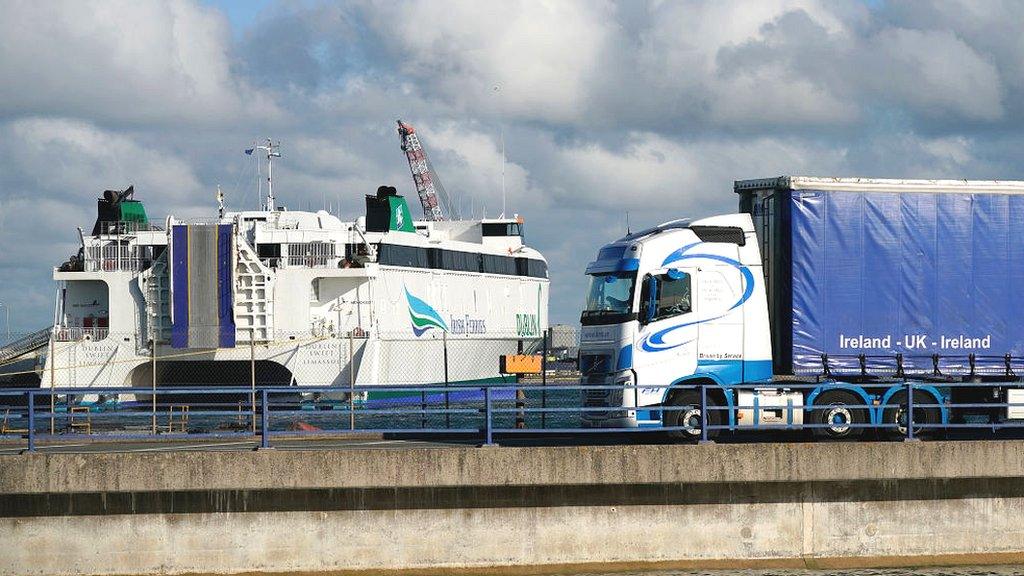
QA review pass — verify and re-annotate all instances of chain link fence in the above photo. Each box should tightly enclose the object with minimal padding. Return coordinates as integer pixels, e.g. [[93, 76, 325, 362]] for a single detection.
[[0, 327, 581, 439]]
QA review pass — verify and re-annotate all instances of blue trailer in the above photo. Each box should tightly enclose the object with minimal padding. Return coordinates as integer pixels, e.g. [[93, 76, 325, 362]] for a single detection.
[[737, 176, 1024, 378]]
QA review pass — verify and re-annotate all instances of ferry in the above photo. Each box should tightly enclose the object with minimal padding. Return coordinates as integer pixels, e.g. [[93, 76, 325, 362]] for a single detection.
[[21, 142, 548, 396]]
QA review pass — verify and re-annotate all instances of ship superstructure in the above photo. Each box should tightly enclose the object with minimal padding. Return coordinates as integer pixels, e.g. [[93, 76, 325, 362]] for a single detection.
[[40, 148, 548, 393]]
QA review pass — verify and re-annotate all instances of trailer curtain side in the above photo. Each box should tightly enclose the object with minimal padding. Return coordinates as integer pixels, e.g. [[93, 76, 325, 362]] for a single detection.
[[739, 182, 1024, 377]]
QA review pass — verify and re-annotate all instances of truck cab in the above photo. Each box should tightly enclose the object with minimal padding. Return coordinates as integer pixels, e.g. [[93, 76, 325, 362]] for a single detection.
[[579, 214, 773, 435]]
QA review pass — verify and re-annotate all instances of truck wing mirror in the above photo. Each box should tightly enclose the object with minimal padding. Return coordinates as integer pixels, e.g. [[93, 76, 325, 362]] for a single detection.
[[643, 276, 658, 324]]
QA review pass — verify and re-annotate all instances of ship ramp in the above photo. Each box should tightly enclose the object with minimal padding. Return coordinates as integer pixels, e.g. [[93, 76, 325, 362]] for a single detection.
[[0, 327, 51, 365]]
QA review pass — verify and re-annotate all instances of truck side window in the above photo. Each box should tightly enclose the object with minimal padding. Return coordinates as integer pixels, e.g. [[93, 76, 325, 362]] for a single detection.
[[643, 270, 692, 323]]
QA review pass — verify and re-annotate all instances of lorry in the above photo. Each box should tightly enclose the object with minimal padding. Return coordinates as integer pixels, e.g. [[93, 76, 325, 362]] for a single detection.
[[579, 176, 1024, 439]]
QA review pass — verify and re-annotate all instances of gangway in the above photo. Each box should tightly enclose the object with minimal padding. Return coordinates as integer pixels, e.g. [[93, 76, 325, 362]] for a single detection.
[[0, 328, 51, 365]]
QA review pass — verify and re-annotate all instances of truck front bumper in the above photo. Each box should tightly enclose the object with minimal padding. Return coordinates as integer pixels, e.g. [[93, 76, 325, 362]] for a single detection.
[[580, 384, 639, 428], [581, 414, 638, 429]]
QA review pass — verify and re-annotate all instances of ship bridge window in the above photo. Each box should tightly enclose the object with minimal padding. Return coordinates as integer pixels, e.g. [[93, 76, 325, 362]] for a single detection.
[[482, 254, 517, 275], [257, 243, 282, 267], [380, 245, 534, 277], [378, 243, 430, 268], [257, 244, 281, 259], [516, 257, 548, 279], [482, 222, 522, 237], [431, 249, 480, 272]]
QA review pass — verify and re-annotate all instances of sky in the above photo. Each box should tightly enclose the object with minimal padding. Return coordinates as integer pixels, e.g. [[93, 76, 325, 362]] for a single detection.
[[1, 0, 1023, 333]]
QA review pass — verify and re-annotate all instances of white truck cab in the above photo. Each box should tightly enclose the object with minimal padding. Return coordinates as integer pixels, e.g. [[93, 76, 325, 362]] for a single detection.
[[579, 214, 773, 434]]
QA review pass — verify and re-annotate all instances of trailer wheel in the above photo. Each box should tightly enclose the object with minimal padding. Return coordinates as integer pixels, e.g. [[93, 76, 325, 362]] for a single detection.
[[882, 390, 941, 439], [811, 390, 866, 440], [664, 390, 719, 442]]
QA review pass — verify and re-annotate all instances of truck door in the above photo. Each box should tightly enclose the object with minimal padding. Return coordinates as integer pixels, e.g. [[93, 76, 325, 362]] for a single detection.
[[636, 268, 699, 386], [696, 263, 746, 381]]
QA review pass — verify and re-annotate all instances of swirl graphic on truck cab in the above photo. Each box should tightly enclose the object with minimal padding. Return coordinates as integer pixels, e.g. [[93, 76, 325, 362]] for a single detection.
[[639, 242, 755, 352], [405, 287, 449, 337]]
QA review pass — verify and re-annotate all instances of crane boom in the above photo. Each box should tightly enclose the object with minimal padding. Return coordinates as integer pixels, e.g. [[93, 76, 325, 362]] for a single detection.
[[396, 120, 458, 221]]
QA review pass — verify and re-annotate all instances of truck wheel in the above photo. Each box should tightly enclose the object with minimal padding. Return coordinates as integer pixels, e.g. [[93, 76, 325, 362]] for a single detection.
[[811, 390, 866, 440], [882, 390, 941, 439], [664, 390, 719, 442]]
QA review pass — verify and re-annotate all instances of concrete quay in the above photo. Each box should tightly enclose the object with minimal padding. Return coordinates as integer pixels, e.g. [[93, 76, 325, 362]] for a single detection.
[[3, 440, 1024, 574]]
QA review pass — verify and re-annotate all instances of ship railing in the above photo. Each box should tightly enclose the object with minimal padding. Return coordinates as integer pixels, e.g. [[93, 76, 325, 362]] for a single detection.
[[258, 257, 339, 269], [52, 327, 110, 342], [284, 256, 336, 268], [82, 244, 152, 273], [8, 379, 1024, 452], [94, 221, 164, 235], [170, 217, 222, 225], [308, 325, 371, 339], [83, 258, 152, 273]]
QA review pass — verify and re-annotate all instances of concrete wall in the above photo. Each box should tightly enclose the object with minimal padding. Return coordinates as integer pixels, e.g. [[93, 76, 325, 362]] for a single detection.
[[3, 441, 1024, 575]]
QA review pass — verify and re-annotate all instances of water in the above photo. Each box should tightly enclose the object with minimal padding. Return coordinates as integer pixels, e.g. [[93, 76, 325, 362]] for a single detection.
[[559, 568, 1024, 576]]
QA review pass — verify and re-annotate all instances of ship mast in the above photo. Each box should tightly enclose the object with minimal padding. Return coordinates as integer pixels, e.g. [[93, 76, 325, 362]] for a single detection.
[[246, 138, 281, 211]]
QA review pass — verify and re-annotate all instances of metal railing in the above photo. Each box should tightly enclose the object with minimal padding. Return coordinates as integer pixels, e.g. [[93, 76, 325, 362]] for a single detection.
[[284, 256, 336, 268], [259, 257, 339, 269], [82, 244, 152, 272], [2, 380, 1024, 452], [94, 221, 164, 234], [52, 327, 110, 342]]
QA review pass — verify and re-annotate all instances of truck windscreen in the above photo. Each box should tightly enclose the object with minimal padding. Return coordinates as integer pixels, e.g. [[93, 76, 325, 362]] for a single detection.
[[581, 273, 637, 325]]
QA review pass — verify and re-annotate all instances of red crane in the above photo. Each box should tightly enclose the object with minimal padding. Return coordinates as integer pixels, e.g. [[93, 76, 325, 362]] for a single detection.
[[397, 120, 458, 221]]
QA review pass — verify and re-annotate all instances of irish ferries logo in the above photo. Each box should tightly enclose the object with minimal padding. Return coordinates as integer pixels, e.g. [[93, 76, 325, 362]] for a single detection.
[[404, 287, 448, 337]]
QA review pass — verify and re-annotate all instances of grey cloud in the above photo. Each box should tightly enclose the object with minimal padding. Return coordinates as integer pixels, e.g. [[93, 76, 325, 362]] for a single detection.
[[0, 0, 279, 126]]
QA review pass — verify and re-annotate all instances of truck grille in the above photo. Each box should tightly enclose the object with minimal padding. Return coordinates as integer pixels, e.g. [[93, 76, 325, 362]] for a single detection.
[[583, 388, 624, 421], [579, 354, 611, 376]]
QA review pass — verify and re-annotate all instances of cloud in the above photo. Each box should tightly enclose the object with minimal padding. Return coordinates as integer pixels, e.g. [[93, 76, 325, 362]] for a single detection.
[[352, 0, 619, 125], [0, 0, 279, 125], [0, 118, 203, 206], [1, 0, 1024, 331], [0, 118, 210, 330]]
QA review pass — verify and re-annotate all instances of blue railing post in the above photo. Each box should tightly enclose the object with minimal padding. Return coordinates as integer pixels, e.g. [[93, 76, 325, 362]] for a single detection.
[[27, 391, 35, 453], [905, 381, 916, 441], [260, 389, 270, 449], [483, 386, 495, 446], [699, 384, 710, 444]]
